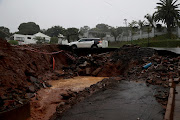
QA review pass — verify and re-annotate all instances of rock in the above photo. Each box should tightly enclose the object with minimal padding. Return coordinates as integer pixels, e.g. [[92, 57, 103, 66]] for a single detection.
[[156, 81, 162, 85], [174, 78, 180, 84], [61, 93, 71, 100], [25, 93, 35, 99], [29, 76, 38, 83], [161, 77, 168, 81], [156, 65, 167, 71], [28, 85, 35, 93], [92, 68, 102, 76], [79, 61, 88, 67], [45, 82, 52, 87], [86, 68, 91, 75]]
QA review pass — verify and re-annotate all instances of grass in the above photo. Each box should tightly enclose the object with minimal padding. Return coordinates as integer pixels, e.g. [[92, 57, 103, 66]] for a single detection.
[[108, 34, 180, 48]]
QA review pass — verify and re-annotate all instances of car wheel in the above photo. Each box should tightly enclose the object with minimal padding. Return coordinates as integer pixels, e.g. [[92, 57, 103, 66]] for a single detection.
[[91, 45, 98, 49], [71, 45, 77, 49]]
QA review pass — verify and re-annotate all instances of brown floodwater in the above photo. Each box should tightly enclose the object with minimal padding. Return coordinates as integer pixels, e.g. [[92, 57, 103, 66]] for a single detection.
[[50, 76, 107, 91], [29, 76, 106, 120]]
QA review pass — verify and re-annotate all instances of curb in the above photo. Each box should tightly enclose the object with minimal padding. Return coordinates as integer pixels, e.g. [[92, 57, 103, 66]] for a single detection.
[[164, 80, 175, 120]]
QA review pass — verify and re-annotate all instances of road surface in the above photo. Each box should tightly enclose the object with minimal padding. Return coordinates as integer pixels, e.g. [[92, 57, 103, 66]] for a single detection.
[[58, 81, 164, 120]]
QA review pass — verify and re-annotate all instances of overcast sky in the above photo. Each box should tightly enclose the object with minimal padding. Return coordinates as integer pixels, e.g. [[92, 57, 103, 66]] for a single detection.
[[0, 0, 169, 32]]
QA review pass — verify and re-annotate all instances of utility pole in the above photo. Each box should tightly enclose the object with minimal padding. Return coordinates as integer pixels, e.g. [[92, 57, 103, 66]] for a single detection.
[[124, 19, 128, 41]]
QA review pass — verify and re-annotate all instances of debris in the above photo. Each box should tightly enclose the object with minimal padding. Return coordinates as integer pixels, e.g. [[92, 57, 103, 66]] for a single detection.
[[143, 62, 152, 69]]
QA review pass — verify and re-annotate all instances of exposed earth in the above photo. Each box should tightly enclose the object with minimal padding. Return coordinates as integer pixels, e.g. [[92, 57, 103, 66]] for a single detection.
[[0, 38, 179, 120]]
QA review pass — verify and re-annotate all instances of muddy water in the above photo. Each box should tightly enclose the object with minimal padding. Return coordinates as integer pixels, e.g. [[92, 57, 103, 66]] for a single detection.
[[29, 76, 106, 120], [60, 81, 164, 120], [50, 76, 107, 91]]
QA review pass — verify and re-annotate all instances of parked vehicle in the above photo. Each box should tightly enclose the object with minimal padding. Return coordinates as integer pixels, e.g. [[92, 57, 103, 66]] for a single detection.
[[68, 38, 108, 49]]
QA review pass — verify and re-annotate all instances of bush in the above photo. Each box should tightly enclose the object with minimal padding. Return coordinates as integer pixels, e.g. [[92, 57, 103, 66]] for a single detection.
[[50, 37, 58, 44], [8, 40, 18, 45]]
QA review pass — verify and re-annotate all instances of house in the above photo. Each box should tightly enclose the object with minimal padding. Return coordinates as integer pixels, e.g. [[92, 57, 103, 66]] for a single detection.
[[13, 32, 51, 45], [34, 32, 51, 43]]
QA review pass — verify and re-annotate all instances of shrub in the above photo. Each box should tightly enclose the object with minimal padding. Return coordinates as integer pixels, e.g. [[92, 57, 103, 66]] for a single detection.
[[8, 40, 18, 45]]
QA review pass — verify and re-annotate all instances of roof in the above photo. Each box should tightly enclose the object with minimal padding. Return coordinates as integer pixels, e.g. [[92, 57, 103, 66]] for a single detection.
[[33, 32, 50, 38]]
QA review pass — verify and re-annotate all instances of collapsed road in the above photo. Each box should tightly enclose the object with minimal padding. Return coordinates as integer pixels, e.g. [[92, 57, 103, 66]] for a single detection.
[[0, 38, 179, 120], [60, 81, 165, 120]]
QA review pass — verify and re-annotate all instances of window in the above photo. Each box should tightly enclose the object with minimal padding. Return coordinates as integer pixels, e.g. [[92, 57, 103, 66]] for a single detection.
[[15, 37, 25, 42], [79, 39, 86, 42], [85, 39, 92, 41], [27, 37, 31, 39]]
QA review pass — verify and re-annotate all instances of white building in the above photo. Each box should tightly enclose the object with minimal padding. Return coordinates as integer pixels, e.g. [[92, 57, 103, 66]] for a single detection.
[[13, 32, 51, 45], [58, 34, 68, 45]]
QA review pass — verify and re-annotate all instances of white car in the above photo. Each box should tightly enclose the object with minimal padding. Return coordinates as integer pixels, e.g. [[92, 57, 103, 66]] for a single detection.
[[69, 38, 103, 49]]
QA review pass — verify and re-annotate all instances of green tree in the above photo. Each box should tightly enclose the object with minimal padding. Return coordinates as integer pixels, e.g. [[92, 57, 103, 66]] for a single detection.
[[144, 14, 155, 45], [18, 22, 40, 35], [154, 0, 180, 36], [137, 20, 145, 39], [129, 20, 138, 44], [0, 26, 10, 39], [79, 26, 90, 36], [64, 28, 79, 42], [91, 32, 106, 39], [50, 37, 58, 44], [45, 26, 65, 37], [110, 27, 122, 41], [96, 23, 110, 32]]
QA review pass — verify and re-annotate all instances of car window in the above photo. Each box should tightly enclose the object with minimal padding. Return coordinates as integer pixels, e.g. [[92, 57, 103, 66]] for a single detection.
[[85, 39, 92, 41], [94, 39, 100, 42], [79, 39, 86, 42]]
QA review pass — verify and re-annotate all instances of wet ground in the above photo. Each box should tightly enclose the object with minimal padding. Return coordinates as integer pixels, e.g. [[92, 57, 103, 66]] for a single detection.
[[152, 47, 180, 54], [59, 81, 164, 120]]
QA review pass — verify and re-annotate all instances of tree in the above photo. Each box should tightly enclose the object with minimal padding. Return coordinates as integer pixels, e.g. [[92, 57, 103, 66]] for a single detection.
[[144, 14, 156, 42], [91, 32, 106, 39], [156, 24, 163, 32], [64, 28, 79, 42], [45, 26, 65, 37], [154, 0, 180, 36], [0, 26, 10, 39], [129, 20, 138, 44], [110, 27, 122, 41], [96, 23, 110, 32], [18, 22, 40, 35], [144, 14, 155, 28], [50, 37, 58, 44], [137, 20, 145, 38], [79, 26, 90, 36]]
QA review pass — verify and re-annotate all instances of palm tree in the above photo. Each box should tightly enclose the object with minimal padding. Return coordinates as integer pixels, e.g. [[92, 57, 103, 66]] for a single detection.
[[144, 14, 155, 28], [154, 0, 180, 36]]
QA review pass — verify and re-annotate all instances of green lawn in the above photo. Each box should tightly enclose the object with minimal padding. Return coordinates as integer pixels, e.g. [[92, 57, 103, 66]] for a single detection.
[[108, 34, 180, 48]]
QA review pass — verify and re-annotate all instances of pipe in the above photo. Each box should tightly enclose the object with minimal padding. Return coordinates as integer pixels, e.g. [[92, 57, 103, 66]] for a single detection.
[[143, 62, 152, 69]]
